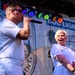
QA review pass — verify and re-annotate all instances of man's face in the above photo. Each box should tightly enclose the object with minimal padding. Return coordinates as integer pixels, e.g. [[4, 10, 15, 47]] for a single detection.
[[13, 6, 23, 23]]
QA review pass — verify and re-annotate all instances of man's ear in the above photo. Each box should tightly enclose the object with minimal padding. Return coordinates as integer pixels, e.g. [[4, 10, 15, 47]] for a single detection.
[[10, 10, 15, 15]]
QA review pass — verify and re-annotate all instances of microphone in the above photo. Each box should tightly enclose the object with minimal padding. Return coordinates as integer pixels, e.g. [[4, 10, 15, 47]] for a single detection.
[[31, 20, 42, 24]]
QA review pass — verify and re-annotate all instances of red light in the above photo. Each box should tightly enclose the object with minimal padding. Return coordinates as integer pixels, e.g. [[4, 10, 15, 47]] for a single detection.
[[3, 4, 8, 10], [58, 18, 63, 23], [2, 3, 8, 10]]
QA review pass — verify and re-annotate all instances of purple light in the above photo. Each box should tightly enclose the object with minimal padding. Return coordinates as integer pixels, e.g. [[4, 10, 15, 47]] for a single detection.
[[22, 9, 27, 15]]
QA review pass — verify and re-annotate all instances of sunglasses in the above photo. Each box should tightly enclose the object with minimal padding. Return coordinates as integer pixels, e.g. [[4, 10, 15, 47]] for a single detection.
[[13, 9, 22, 14]]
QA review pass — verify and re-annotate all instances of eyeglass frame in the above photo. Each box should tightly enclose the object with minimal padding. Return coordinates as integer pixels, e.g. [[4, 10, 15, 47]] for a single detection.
[[12, 9, 23, 14]]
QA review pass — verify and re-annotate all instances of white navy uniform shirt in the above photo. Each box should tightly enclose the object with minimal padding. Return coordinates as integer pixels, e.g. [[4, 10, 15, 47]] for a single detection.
[[0, 19, 25, 65]]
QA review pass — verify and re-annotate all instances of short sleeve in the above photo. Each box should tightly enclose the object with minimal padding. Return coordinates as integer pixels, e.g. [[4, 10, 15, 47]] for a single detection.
[[0, 25, 21, 38], [50, 44, 63, 58]]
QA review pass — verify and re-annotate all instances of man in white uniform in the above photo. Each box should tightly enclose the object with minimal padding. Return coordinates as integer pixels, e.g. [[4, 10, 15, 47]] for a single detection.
[[0, 3, 31, 75], [50, 29, 75, 75]]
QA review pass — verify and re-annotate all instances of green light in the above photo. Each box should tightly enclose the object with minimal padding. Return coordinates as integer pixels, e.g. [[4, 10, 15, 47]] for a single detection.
[[37, 13, 43, 18], [43, 14, 49, 20]]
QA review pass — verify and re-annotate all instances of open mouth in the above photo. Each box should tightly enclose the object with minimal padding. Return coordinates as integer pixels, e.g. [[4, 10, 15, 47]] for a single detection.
[[58, 39, 64, 41]]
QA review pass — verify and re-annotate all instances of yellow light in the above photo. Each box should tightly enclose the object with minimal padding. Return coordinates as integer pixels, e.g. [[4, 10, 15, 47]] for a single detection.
[[51, 16, 57, 22]]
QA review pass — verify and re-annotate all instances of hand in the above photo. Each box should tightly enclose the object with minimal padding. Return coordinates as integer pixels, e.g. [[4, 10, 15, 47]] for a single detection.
[[23, 16, 32, 23]]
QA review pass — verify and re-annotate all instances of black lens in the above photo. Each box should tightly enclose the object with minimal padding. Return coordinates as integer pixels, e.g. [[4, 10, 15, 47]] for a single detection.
[[13, 9, 22, 13]]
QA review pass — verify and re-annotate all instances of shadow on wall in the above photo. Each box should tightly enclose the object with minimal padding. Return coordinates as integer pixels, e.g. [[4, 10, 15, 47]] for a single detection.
[[47, 30, 56, 44], [23, 46, 53, 75]]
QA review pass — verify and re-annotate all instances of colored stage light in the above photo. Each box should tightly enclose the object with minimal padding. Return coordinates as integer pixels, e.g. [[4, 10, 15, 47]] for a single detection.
[[22, 9, 27, 15], [51, 15, 57, 22], [37, 12, 43, 19], [57, 17, 63, 23], [28, 10, 35, 17], [1, 3, 8, 10], [43, 14, 49, 20]]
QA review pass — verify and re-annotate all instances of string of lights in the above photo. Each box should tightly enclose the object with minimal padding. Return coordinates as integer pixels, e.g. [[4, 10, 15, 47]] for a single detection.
[[1, 0, 63, 23]]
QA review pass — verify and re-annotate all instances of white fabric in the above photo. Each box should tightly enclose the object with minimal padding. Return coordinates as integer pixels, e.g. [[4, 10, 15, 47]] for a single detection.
[[50, 44, 75, 75], [0, 59, 23, 75], [0, 19, 25, 75]]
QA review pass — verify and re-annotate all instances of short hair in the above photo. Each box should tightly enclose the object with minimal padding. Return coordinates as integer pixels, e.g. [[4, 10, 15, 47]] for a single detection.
[[5, 3, 22, 14], [55, 29, 68, 40]]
